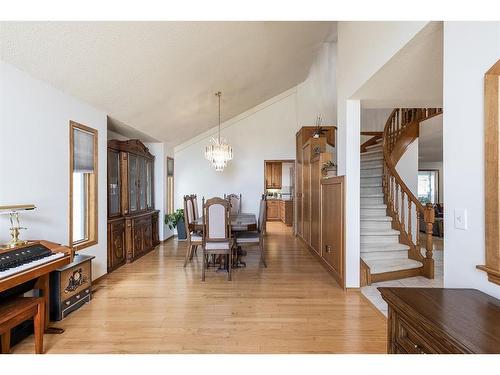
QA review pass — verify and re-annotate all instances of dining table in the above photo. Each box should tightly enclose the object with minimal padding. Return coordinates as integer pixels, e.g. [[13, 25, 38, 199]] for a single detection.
[[190, 212, 257, 232], [189, 212, 257, 268]]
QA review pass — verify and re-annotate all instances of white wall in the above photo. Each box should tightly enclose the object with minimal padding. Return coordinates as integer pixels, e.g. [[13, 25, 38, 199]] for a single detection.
[[174, 44, 337, 217], [443, 22, 500, 298], [296, 42, 337, 126], [360, 108, 392, 143], [145, 142, 175, 241], [419, 161, 444, 203], [0, 61, 108, 279], [175, 90, 298, 216], [336, 22, 428, 287]]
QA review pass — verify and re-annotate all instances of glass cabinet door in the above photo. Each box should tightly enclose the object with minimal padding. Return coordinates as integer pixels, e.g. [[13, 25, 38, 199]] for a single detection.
[[139, 157, 147, 210], [146, 159, 153, 208], [128, 153, 138, 212], [107, 149, 121, 216]]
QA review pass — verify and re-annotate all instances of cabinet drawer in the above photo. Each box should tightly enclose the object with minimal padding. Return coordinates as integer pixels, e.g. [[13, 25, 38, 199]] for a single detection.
[[395, 315, 439, 354]]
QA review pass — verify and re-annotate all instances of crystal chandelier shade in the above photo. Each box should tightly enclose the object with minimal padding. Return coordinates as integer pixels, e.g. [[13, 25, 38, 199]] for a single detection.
[[205, 91, 233, 172]]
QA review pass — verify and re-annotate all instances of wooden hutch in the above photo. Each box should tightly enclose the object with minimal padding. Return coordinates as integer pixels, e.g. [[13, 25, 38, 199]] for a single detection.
[[295, 126, 345, 288], [107, 139, 160, 272]]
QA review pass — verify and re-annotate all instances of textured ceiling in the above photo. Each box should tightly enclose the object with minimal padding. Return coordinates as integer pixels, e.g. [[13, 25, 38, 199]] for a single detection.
[[0, 21, 335, 146]]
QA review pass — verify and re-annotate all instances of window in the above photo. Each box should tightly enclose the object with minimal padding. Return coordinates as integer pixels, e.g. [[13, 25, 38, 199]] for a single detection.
[[418, 170, 439, 205], [70, 121, 98, 250], [166, 157, 174, 214]]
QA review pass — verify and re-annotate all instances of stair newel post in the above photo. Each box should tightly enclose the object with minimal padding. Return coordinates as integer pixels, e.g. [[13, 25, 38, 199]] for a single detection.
[[423, 203, 435, 279], [424, 203, 435, 260]]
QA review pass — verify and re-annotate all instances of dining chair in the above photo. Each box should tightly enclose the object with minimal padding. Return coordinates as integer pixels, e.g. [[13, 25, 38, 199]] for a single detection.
[[224, 193, 242, 215], [190, 194, 199, 220], [183, 195, 202, 267], [235, 197, 267, 267], [202, 197, 234, 281]]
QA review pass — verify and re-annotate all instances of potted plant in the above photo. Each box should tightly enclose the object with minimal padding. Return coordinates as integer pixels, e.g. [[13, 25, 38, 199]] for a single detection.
[[165, 209, 187, 240]]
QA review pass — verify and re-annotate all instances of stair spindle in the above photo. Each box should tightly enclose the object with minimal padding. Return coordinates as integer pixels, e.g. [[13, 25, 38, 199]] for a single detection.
[[401, 190, 405, 234]]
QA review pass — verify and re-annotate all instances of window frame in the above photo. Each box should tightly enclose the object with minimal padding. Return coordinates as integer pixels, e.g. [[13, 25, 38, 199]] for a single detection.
[[166, 156, 174, 215], [69, 121, 98, 251], [417, 169, 440, 205]]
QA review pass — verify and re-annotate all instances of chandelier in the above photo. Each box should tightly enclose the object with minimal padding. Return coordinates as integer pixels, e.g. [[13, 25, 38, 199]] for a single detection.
[[205, 91, 233, 172]]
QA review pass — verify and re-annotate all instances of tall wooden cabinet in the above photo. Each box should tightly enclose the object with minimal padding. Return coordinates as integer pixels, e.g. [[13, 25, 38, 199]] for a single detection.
[[107, 140, 160, 272], [295, 126, 344, 288]]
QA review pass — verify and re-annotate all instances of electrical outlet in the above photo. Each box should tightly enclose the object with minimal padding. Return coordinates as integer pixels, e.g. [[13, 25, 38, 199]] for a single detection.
[[454, 208, 467, 230]]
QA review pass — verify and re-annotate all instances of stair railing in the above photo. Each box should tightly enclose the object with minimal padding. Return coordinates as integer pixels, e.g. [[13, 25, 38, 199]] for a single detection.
[[381, 108, 442, 279]]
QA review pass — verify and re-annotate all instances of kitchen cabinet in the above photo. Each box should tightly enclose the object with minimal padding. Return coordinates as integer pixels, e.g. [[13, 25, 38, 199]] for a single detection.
[[279, 200, 293, 226], [266, 200, 280, 220], [265, 162, 282, 189]]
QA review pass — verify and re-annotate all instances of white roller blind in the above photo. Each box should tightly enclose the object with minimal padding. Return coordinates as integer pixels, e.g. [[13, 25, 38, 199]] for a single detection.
[[73, 128, 95, 173]]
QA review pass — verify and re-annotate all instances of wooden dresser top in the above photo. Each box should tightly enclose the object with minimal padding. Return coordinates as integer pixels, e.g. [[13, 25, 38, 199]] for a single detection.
[[378, 288, 500, 354]]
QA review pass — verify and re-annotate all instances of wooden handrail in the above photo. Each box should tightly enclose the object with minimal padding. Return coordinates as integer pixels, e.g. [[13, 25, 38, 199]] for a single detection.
[[381, 108, 442, 279]]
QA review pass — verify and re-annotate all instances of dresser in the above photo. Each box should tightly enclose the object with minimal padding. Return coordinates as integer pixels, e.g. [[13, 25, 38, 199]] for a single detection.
[[379, 288, 500, 354]]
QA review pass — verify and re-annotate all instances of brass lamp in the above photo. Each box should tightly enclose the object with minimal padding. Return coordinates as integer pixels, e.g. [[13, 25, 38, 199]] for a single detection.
[[0, 204, 36, 248]]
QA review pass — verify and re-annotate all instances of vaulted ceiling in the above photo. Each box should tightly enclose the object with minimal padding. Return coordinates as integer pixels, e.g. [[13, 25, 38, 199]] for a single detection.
[[1, 21, 335, 146]]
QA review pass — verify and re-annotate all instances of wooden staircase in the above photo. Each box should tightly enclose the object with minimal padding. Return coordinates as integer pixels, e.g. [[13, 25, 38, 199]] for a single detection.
[[360, 108, 442, 286]]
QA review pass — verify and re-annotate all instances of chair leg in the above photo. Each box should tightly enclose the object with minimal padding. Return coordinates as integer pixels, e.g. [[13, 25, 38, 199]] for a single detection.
[[1, 331, 11, 354], [189, 245, 195, 260], [260, 238, 267, 268], [34, 301, 44, 354], [228, 253, 232, 281], [183, 241, 192, 267], [202, 250, 206, 282]]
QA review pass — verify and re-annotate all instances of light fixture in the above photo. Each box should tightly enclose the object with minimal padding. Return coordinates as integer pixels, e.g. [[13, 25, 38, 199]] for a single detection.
[[205, 91, 233, 172]]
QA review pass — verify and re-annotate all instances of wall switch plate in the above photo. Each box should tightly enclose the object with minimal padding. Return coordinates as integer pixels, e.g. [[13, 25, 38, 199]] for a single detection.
[[454, 208, 467, 230]]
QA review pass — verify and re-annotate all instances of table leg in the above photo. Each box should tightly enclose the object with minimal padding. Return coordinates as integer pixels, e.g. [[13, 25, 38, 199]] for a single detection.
[[34, 274, 64, 335]]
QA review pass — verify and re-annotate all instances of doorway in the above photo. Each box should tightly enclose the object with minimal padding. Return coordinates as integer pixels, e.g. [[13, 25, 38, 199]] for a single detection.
[[263, 160, 295, 228]]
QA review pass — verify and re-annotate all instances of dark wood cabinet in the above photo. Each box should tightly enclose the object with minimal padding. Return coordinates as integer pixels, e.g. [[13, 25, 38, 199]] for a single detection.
[[265, 162, 282, 189], [379, 288, 500, 354], [107, 218, 126, 271], [107, 139, 159, 272]]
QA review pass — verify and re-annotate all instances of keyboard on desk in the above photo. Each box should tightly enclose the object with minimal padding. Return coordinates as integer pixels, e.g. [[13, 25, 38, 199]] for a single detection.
[[0, 244, 66, 280]]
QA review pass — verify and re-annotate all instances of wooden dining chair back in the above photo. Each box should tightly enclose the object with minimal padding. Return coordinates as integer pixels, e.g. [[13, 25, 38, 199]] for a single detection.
[[190, 194, 199, 220], [258, 196, 267, 234], [234, 196, 267, 268], [183, 195, 202, 267], [224, 193, 242, 215], [202, 197, 233, 281]]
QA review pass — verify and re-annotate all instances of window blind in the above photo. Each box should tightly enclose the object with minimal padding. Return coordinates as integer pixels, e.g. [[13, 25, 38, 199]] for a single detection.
[[167, 157, 174, 176], [73, 128, 95, 173]]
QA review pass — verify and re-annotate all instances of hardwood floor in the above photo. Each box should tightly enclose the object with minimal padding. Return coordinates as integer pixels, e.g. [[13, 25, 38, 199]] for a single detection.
[[12, 222, 386, 354]]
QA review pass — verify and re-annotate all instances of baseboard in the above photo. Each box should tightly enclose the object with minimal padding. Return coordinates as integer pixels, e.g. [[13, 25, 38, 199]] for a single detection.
[[162, 234, 174, 242]]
